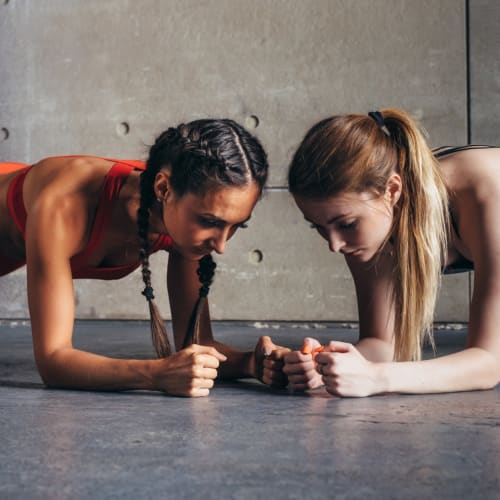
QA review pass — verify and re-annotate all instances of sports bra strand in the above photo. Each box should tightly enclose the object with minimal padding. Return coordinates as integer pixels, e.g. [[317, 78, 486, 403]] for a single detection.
[[2, 157, 173, 279]]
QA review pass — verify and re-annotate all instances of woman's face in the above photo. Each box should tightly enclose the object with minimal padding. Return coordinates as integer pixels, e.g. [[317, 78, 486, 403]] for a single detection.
[[294, 189, 398, 263], [159, 182, 260, 260]]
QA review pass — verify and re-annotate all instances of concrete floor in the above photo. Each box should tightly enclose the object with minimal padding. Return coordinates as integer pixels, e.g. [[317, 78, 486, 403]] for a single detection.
[[0, 320, 498, 500]]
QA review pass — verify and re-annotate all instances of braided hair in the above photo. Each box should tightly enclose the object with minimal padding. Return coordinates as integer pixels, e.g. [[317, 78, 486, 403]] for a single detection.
[[138, 119, 268, 357]]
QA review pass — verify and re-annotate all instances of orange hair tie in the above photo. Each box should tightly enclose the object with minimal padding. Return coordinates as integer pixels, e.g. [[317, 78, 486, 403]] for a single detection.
[[301, 344, 325, 359]]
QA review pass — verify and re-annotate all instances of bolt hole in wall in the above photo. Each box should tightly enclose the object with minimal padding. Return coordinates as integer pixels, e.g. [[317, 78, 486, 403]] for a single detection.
[[116, 122, 130, 137], [1, 128, 9, 141], [245, 115, 259, 129], [249, 249, 263, 265]]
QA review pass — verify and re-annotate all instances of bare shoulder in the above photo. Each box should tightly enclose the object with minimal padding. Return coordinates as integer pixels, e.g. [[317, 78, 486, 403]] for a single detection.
[[440, 147, 500, 198], [24, 156, 116, 255], [25, 156, 115, 200], [441, 148, 500, 267]]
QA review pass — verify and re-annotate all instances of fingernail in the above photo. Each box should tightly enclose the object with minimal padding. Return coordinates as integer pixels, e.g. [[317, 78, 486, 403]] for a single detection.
[[301, 344, 312, 355]]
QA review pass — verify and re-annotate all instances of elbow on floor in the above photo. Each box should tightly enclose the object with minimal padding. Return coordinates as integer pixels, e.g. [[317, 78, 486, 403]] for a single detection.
[[35, 357, 65, 388]]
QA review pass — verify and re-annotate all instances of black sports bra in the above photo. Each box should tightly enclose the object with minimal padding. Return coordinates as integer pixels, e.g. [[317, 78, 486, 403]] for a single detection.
[[434, 145, 497, 274]]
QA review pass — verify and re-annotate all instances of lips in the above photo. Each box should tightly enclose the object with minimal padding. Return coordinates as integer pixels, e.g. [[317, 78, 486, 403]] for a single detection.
[[193, 247, 212, 255], [343, 249, 362, 256]]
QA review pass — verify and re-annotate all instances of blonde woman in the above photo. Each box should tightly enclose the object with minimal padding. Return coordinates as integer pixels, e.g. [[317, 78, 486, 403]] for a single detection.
[[284, 109, 500, 396]]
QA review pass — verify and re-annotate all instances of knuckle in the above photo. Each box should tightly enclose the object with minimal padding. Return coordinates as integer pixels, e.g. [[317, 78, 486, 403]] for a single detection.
[[193, 354, 205, 366]]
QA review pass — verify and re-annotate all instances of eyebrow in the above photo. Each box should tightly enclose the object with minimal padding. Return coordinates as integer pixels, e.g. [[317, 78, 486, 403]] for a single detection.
[[304, 214, 348, 225], [201, 213, 252, 225]]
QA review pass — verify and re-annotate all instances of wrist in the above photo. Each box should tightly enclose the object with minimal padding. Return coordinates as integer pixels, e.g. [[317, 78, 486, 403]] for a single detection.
[[142, 358, 164, 391], [375, 362, 391, 393], [241, 351, 255, 378]]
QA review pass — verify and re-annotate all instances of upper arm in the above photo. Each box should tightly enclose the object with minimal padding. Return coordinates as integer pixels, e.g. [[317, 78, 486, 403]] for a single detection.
[[25, 190, 88, 368], [347, 253, 396, 346], [167, 251, 213, 348], [460, 196, 500, 358]]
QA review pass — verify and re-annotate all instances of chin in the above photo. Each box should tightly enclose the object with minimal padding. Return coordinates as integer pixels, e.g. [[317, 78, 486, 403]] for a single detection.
[[185, 252, 206, 261], [346, 249, 375, 263], [189, 249, 212, 261], [172, 244, 204, 261]]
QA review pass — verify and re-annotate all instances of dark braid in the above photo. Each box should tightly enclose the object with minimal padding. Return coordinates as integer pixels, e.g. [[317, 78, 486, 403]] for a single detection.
[[139, 119, 268, 356], [182, 254, 217, 349], [137, 130, 181, 357]]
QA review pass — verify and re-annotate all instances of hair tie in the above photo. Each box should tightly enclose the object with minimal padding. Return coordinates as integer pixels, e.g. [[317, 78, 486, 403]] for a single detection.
[[142, 285, 155, 301], [368, 111, 391, 137]]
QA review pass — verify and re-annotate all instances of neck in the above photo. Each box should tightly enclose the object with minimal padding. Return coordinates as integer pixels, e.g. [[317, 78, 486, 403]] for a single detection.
[[121, 170, 167, 236]]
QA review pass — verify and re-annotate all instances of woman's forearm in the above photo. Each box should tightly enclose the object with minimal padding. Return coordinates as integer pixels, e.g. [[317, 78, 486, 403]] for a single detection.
[[204, 340, 254, 379], [36, 347, 158, 391], [378, 347, 499, 394]]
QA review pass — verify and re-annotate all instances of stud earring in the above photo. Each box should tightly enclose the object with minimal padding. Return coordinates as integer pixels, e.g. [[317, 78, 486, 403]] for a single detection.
[[157, 190, 168, 203]]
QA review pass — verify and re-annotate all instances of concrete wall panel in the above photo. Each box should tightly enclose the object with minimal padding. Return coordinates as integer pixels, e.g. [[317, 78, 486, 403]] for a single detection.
[[0, 0, 470, 321], [1, 0, 466, 184], [470, 0, 500, 144]]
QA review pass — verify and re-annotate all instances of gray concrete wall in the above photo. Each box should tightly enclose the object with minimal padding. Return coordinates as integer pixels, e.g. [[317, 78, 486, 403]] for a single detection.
[[0, 0, 495, 322]]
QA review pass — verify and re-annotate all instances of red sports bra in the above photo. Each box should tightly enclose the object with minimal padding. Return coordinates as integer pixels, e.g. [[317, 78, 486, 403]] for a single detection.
[[3, 157, 173, 279]]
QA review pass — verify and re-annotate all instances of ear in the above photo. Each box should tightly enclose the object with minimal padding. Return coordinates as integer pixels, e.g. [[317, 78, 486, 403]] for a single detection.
[[385, 173, 402, 207], [153, 169, 172, 202]]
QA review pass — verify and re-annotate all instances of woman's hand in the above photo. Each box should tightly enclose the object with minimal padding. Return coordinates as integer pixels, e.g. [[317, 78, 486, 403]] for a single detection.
[[153, 344, 227, 397], [283, 337, 324, 391], [315, 341, 381, 397], [252, 336, 290, 387]]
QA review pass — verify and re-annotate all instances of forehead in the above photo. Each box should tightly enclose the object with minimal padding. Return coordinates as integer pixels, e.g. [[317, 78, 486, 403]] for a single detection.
[[294, 191, 380, 216], [183, 183, 260, 218], [296, 191, 363, 208]]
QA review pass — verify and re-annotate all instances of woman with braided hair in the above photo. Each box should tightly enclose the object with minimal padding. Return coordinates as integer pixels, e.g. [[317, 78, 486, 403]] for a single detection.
[[283, 108, 499, 396], [0, 119, 287, 396]]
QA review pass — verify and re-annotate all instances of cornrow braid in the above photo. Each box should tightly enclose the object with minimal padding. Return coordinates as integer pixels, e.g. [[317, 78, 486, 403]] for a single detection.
[[139, 119, 269, 355]]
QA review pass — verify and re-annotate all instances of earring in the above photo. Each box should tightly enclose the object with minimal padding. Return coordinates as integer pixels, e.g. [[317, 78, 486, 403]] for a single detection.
[[157, 190, 168, 203]]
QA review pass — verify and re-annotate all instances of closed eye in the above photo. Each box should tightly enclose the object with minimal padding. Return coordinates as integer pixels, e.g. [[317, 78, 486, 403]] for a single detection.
[[198, 216, 225, 229], [338, 221, 358, 230]]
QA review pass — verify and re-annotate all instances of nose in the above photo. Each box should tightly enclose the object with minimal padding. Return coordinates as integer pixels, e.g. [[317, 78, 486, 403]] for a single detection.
[[212, 231, 228, 255], [328, 231, 346, 253]]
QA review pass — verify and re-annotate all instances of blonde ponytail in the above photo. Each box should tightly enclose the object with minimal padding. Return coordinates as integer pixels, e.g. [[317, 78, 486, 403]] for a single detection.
[[383, 109, 449, 360]]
